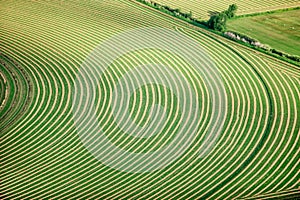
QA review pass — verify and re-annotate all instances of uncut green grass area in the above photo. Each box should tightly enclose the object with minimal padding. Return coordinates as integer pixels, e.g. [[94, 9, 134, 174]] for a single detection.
[[227, 9, 300, 56], [0, 0, 299, 199], [152, 0, 300, 19]]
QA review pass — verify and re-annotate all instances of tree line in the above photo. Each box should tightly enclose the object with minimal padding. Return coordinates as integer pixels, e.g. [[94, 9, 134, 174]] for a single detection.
[[207, 4, 238, 32], [139, 0, 237, 32], [138, 0, 194, 20], [136, 0, 300, 65]]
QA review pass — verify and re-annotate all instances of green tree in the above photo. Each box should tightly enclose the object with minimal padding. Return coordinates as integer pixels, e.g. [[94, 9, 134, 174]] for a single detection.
[[208, 12, 228, 32], [207, 4, 238, 31], [188, 11, 193, 18], [225, 4, 238, 18]]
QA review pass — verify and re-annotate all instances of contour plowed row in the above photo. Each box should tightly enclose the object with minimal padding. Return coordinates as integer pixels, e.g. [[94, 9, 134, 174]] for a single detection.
[[0, 54, 32, 131], [0, 0, 299, 199]]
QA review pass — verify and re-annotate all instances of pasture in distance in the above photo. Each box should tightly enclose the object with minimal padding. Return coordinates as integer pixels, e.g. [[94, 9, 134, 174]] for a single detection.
[[227, 9, 300, 56]]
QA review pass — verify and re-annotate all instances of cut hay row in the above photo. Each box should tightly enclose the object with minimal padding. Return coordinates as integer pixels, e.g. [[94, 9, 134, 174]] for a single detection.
[[132, 28, 296, 200], [0, 54, 31, 131], [0, 0, 299, 199], [209, 51, 299, 199], [131, 28, 268, 200], [152, 0, 300, 19], [243, 188, 300, 199], [0, 65, 9, 111], [264, 57, 300, 78]]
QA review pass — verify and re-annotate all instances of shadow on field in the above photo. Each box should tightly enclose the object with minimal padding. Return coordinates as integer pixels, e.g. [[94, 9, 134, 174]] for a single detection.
[[208, 10, 220, 16]]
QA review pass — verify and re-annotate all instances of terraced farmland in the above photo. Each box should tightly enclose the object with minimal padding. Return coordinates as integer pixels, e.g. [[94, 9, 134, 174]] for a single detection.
[[153, 0, 300, 19], [0, 0, 299, 199]]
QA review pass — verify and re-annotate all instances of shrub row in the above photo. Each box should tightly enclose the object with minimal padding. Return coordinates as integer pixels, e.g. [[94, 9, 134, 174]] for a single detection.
[[137, 0, 194, 20], [224, 31, 300, 62]]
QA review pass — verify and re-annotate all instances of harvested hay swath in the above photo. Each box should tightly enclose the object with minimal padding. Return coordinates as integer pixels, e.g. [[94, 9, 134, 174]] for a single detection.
[[0, 0, 299, 199]]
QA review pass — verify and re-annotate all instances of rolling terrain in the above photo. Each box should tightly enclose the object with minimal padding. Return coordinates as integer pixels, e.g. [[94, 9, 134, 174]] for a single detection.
[[0, 0, 299, 199]]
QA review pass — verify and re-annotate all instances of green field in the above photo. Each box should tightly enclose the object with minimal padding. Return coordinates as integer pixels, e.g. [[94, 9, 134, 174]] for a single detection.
[[0, 0, 299, 199], [227, 9, 300, 56], [153, 0, 300, 19]]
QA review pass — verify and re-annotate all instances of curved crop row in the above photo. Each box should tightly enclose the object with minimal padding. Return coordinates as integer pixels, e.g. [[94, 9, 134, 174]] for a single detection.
[[0, 0, 299, 199]]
